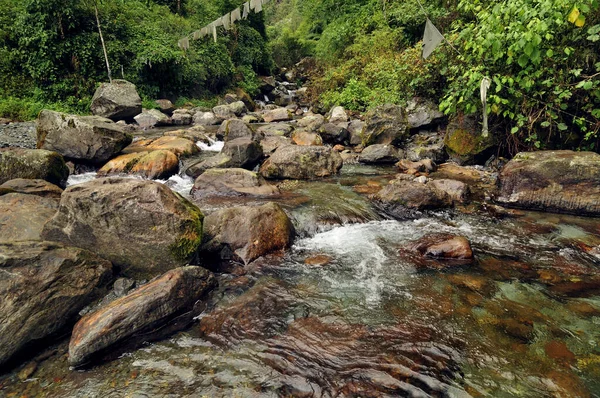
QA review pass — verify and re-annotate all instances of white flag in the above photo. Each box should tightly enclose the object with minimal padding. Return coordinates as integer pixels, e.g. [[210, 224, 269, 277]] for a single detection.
[[422, 19, 444, 59]]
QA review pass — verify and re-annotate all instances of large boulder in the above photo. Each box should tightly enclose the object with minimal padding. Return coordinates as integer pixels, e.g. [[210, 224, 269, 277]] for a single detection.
[[122, 135, 199, 157], [318, 123, 350, 145], [217, 119, 260, 142], [97, 150, 179, 179], [263, 108, 292, 123], [406, 99, 445, 129], [362, 104, 409, 146], [0, 193, 59, 242], [194, 111, 222, 126], [497, 150, 600, 215], [359, 144, 401, 164], [68, 266, 215, 367], [41, 178, 204, 278], [90, 79, 142, 120], [191, 168, 280, 198], [259, 145, 343, 180], [37, 110, 132, 164], [0, 241, 112, 368], [222, 137, 264, 169], [373, 178, 452, 218], [0, 178, 63, 198], [202, 202, 294, 266], [0, 147, 69, 188], [444, 116, 495, 165], [213, 101, 247, 119]]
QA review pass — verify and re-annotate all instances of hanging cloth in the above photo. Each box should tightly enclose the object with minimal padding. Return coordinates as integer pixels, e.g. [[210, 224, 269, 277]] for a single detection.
[[480, 77, 491, 137], [222, 13, 231, 30], [213, 17, 223, 27], [179, 37, 189, 50], [193, 30, 200, 40], [200, 27, 208, 37], [250, 0, 262, 13], [212, 23, 218, 42], [422, 19, 444, 59], [231, 8, 241, 24], [242, 2, 250, 19]]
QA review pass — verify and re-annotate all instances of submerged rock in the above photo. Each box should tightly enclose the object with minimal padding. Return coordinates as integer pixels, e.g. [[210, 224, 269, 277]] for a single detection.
[[260, 145, 343, 180], [42, 178, 204, 278], [0, 178, 63, 198], [90, 79, 142, 120], [0, 241, 112, 369], [0, 148, 69, 188], [0, 193, 59, 242], [362, 104, 409, 146], [37, 110, 132, 164], [68, 266, 215, 368], [202, 202, 295, 267], [410, 234, 474, 260], [98, 149, 179, 179], [191, 168, 279, 198], [359, 144, 401, 164], [497, 150, 600, 216]]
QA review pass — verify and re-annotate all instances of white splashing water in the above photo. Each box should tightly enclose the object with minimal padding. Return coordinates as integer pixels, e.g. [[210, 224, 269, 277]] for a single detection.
[[66, 172, 98, 186], [197, 138, 224, 152], [67, 171, 194, 197]]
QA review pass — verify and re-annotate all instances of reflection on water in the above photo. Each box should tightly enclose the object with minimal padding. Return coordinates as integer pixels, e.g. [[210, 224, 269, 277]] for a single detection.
[[4, 165, 600, 397]]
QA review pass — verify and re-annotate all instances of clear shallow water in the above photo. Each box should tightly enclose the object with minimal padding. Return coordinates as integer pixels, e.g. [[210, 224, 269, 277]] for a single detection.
[[5, 165, 600, 398]]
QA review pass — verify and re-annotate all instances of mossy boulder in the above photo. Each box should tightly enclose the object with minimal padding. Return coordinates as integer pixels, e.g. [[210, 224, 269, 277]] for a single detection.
[[0, 148, 69, 188], [444, 116, 496, 165], [41, 178, 204, 278], [361, 104, 409, 146]]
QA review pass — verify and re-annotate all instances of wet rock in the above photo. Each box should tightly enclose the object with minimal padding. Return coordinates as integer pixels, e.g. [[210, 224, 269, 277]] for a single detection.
[[217, 119, 259, 142], [404, 131, 446, 162], [261, 136, 292, 155], [222, 137, 264, 169], [260, 145, 343, 180], [406, 98, 445, 129], [292, 130, 323, 146], [257, 123, 294, 137], [0, 178, 63, 198], [263, 108, 292, 123], [373, 179, 452, 217], [544, 340, 576, 365], [123, 135, 199, 157], [191, 168, 279, 198], [163, 127, 208, 143], [0, 148, 69, 188], [429, 179, 468, 204], [184, 154, 233, 178], [297, 114, 325, 132], [318, 123, 349, 144], [155, 99, 175, 115], [37, 110, 132, 164], [113, 278, 136, 297], [68, 266, 216, 367], [410, 234, 473, 260], [194, 111, 222, 126], [362, 104, 409, 146], [202, 202, 295, 266], [396, 158, 437, 175], [42, 178, 204, 278], [304, 254, 333, 266], [444, 116, 495, 165], [497, 150, 600, 216], [0, 193, 59, 242], [90, 80, 142, 120], [328, 106, 349, 124], [171, 109, 193, 126], [97, 150, 179, 179], [359, 144, 401, 164], [0, 241, 112, 369]]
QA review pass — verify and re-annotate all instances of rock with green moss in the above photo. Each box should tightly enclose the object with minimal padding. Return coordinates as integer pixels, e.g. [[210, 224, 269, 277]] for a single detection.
[[37, 110, 132, 164], [259, 145, 343, 180], [216, 119, 261, 142], [444, 116, 496, 165], [0, 148, 69, 188], [361, 104, 409, 146], [202, 202, 295, 268], [41, 178, 204, 278]]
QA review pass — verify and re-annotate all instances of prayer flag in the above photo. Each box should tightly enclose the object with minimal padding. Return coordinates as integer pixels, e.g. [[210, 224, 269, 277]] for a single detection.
[[243, 2, 250, 18], [422, 19, 444, 59]]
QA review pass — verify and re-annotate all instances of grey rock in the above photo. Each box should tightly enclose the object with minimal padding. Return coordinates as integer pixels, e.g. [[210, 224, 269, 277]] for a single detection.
[[0, 178, 63, 198], [0, 147, 69, 187], [362, 104, 409, 146], [318, 123, 349, 144], [260, 145, 343, 180], [222, 137, 264, 169], [191, 168, 279, 198], [359, 144, 402, 164], [406, 99, 445, 129], [217, 119, 260, 142], [90, 80, 142, 120], [194, 111, 222, 126]]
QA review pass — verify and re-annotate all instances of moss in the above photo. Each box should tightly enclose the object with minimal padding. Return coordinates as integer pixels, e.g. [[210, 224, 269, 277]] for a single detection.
[[444, 128, 495, 163], [169, 195, 204, 262]]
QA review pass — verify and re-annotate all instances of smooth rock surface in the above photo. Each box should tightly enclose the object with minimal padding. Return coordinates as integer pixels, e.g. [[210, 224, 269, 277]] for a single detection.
[[0, 241, 112, 368], [191, 168, 280, 198], [37, 110, 132, 164], [260, 145, 343, 180], [410, 234, 473, 260], [263, 108, 292, 123], [42, 178, 204, 278], [0, 193, 59, 242], [292, 130, 323, 146], [0, 147, 69, 188], [359, 144, 401, 164], [68, 266, 215, 367], [222, 137, 264, 169], [122, 135, 199, 157], [98, 150, 179, 179], [202, 202, 295, 266], [497, 150, 600, 215], [0, 178, 63, 198], [90, 80, 142, 120]]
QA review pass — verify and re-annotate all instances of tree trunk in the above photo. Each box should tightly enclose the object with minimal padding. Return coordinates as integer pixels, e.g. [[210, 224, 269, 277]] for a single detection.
[[94, 4, 112, 83]]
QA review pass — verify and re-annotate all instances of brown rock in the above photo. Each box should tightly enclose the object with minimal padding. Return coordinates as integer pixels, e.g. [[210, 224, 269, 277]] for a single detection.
[[122, 135, 199, 157], [0, 147, 69, 188], [191, 168, 280, 198], [98, 150, 179, 179], [410, 234, 473, 260], [304, 254, 333, 266], [396, 158, 436, 174], [68, 266, 216, 367], [263, 108, 292, 123], [0, 193, 59, 242], [292, 130, 323, 146], [0, 179, 63, 198], [259, 145, 343, 180]]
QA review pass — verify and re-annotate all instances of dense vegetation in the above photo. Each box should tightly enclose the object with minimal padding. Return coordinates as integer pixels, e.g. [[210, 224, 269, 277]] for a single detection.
[[1, 0, 599, 151]]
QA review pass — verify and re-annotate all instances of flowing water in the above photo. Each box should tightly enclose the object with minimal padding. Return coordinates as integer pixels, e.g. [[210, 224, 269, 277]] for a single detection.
[[3, 163, 600, 398]]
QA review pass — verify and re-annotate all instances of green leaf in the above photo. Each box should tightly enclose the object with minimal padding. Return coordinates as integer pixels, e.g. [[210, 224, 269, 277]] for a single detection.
[[557, 123, 568, 131], [510, 126, 519, 134], [517, 54, 529, 67], [541, 121, 551, 127], [546, 49, 554, 57]]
